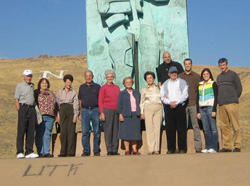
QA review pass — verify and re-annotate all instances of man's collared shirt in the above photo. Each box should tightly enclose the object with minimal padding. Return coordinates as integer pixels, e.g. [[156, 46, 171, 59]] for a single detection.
[[14, 81, 35, 105], [78, 82, 100, 108], [160, 78, 188, 105], [57, 87, 79, 117], [179, 71, 200, 106]]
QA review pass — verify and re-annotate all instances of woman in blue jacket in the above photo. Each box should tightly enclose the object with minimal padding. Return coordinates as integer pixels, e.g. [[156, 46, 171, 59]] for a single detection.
[[117, 77, 141, 155]]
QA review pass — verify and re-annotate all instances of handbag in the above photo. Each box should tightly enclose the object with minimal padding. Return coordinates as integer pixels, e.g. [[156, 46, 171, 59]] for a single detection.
[[55, 122, 60, 133], [35, 105, 43, 124]]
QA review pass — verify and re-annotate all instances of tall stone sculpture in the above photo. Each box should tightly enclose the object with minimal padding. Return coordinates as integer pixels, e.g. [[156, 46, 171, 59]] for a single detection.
[[86, 0, 189, 90]]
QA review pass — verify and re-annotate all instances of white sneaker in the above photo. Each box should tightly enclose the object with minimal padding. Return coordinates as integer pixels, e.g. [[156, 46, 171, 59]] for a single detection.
[[25, 153, 39, 158], [207, 148, 217, 153], [201, 149, 208, 153], [16, 153, 25, 159]]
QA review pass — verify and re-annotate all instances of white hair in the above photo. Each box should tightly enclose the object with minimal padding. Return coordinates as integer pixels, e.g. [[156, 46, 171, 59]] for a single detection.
[[105, 69, 116, 78]]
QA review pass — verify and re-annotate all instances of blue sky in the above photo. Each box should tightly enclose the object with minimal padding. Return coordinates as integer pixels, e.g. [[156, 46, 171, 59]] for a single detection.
[[0, 0, 249, 66]]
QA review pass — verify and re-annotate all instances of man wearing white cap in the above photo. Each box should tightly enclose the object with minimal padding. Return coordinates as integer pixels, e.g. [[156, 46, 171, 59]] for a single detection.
[[14, 70, 38, 158]]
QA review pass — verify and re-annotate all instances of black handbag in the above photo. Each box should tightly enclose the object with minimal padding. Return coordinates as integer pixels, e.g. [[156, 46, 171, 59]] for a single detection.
[[55, 122, 60, 133]]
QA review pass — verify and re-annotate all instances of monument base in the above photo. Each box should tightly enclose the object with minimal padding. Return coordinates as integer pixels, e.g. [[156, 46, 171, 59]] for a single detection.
[[52, 129, 223, 156], [0, 153, 249, 186]]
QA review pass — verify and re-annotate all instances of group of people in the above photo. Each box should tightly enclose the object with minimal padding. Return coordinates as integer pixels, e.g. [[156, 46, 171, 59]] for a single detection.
[[14, 51, 242, 159]]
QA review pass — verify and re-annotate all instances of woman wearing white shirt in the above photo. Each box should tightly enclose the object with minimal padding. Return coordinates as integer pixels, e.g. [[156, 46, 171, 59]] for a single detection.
[[140, 71, 163, 155]]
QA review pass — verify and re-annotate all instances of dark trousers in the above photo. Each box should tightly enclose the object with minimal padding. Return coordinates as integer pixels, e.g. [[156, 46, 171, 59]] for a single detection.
[[103, 108, 119, 153], [164, 104, 187, 152], [16, 105, 36, 155], [59, 104, 76, 156]]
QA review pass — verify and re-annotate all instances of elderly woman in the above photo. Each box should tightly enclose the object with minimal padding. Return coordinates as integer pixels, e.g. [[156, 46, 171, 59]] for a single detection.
[[117, 77, 141, 155], [140, 71, 163, 155], [99, 69, 120, 155], [57, 74, 79, 157], [197, 68, 218, 153], [34, 78, 57, 157]]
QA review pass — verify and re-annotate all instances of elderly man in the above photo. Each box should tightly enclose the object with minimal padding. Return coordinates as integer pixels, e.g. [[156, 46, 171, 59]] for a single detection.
[[157, 51, 184, 86], [217, 58, 242, 152], [14, 70, 38, 159], [161, 66, 189, 154], [179, 58, 202, 153], [78, 70, 101, 156]]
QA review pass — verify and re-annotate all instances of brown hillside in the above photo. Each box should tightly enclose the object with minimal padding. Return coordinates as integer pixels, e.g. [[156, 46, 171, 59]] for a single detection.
[[0, 55, 249, 158]]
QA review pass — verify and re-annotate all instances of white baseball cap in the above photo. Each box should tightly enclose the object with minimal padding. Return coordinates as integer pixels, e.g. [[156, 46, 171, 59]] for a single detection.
[[23, 70, 33, 76]]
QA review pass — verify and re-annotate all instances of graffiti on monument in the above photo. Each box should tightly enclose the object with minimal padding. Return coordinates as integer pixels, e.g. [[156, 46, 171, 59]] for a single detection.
[[87, 0, 189, 89]]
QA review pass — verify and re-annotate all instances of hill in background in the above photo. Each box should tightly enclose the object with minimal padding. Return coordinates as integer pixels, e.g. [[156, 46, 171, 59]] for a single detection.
[[0, 55, 250, 158]]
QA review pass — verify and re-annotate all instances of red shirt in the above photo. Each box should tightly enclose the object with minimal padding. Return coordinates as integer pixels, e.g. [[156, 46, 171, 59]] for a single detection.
[[98, 83, 120, 113]]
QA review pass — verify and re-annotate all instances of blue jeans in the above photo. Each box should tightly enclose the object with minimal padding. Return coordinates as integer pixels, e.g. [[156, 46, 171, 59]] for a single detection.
[[81, 108, 100, 153], [35, 115, 54, 155], [200, 106, 218, 151]]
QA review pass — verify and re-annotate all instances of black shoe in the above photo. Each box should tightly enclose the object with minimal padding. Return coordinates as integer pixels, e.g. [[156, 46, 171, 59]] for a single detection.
[[58, 154, 67, 157], [167, 150, 175, 154], [107, 152, 113, 155], [179, 150, 186, 154], [112, 152, 120, 155], [94, 152, 100, 156], [233, 148, 241, 152], [81, 152, 90, 157], [219, 148, 232, 152], [44, 153, 54, 158], [67, 154, 75, 157], [39, 154, 44, 158]]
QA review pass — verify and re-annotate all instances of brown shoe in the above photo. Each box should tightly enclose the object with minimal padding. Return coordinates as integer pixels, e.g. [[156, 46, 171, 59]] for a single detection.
[[233, 148, 241, 152], [195, 148, 202, 153], [219, 148, 232, 152], [132, 151, 141, 155], [147, 152, 154, 155]]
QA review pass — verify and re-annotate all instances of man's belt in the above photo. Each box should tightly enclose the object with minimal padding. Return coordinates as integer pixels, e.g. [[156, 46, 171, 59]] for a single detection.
[[82, 106, 98, 110], [20, 103, 35, 107]]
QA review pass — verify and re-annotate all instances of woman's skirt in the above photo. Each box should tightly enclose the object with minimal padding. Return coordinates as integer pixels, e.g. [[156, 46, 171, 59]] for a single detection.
[[118, 112, 141, 140]]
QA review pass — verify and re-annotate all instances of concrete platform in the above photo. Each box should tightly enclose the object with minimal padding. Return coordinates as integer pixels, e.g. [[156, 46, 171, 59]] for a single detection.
[[52, 129, 223, 156], [0, 153, 249, 186]]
